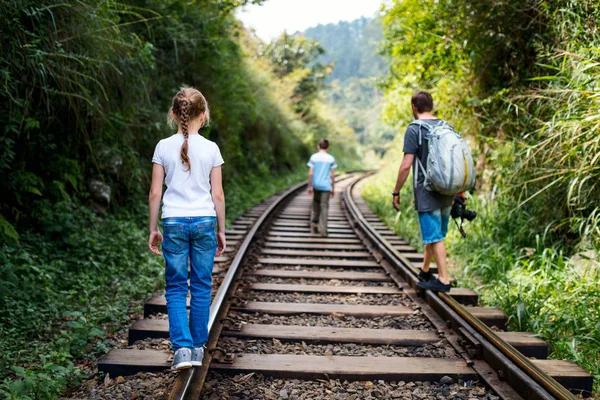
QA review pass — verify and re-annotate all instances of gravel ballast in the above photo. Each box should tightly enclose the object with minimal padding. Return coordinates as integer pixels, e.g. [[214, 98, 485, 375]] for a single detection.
[[247, 277, 397, 287], [202, 372, 499, 400], [229, 311, 434, 330], [66, 371, 177, 400], [218, 337, 458, 358], [246, 265, 382, 273], [242, 291, 412, 306]]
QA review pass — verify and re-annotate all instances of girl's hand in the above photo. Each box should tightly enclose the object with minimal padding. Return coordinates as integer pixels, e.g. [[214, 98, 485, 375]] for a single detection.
[[215, 231, 226, 257], [149, 230, 163, 255]]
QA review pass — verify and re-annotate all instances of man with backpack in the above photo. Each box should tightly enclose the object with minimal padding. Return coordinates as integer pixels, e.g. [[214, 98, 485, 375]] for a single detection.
[[392, 91, 475, 292]]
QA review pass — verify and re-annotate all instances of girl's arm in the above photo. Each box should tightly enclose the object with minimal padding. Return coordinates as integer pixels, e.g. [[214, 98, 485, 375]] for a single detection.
[[148, 163, 165, 255], [210, 166, 226, 256]]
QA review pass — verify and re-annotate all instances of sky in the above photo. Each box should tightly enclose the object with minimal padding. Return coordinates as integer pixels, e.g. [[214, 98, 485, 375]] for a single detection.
[[236, 0, 384, 42]]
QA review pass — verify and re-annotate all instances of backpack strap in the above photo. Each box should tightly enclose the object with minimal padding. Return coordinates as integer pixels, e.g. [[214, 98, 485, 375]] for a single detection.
[[407, 121, 431, 188], [408, 120, 432, 146]]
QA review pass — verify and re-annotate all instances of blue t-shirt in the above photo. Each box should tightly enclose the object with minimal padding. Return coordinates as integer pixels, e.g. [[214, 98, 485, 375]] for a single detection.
[[307, 152, 337, 191]]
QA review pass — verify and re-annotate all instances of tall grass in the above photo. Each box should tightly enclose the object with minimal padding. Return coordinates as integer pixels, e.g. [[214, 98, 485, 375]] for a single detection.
[[362, 168, 600, 395], [380, 0, 600, 250], [508, 48, 600, 250], [372, 0, 600, 394]]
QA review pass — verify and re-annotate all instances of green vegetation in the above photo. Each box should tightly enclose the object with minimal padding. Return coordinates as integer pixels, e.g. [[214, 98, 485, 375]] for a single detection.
[[3, 0, 598, 397], [362, 0, 600, 394], [0, 208, 163, 399], [363, 171, 600, 395], [0, 1, 359, 398]]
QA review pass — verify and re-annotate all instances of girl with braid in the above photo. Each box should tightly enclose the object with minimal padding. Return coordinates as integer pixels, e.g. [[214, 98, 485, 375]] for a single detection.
[[148, 87, 226, 370]]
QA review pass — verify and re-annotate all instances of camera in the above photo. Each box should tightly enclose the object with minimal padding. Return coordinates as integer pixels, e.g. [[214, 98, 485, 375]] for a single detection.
[[451, 196, 477, 221], [451, 195, 476, 238]]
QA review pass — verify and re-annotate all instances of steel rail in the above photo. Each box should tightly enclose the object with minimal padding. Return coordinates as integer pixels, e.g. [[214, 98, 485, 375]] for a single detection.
[[168, 179, 310, 400], [343, 174, 578, 400]]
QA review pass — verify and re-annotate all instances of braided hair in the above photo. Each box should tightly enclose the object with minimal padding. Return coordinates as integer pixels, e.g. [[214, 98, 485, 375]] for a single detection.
[[168, 87, 210, 171]]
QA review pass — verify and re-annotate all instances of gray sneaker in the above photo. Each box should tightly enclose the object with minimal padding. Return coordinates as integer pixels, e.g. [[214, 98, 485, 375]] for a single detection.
[[191, 347, 204, 366], [172, 348, 192, 370]]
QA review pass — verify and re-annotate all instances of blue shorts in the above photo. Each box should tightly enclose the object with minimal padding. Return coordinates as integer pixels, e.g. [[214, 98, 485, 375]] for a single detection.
[[418, 207, 451, 245]]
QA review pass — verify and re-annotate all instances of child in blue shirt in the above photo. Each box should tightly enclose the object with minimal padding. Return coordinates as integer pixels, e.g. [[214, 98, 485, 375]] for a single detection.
[[307, 139, 337, 236]]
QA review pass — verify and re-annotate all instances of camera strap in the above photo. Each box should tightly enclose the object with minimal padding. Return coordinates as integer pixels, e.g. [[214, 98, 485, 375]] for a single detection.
[[453, 217, 467, 238]]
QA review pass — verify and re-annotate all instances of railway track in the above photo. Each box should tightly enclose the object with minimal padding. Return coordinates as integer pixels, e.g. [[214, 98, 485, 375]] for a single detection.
[[96, 172, 593, 400]]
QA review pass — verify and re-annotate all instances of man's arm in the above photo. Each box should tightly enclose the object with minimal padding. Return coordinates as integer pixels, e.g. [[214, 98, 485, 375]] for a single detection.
[[307, 166, 314, 195], [392, 153, 415, 211]]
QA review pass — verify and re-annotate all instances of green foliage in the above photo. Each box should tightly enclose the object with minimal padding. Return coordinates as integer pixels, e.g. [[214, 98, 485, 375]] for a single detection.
[[0, 215, 19, 245], [261, 33, 332, 116], [226, 168, 306, 223], [325, 78, 395, 156], [362, 169, 600, 395], [380, 0, 479, 139], [380, 0, 600, 247], [0, 0, 354, 398], [248, 32, 361, 170], [372, 0, 600, 393], [0, 205, 163, 399], [0, 0, 309, 242], [507, 48, 600, 249], [263, 33, 326, 78]]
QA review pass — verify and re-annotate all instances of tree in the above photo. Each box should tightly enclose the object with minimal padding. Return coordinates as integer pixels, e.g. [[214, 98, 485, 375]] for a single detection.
[[260, 33, 332, 116]]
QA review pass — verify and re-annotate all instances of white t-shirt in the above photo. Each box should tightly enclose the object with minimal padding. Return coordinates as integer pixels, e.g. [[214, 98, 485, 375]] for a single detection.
[[152, 134, 224, 218]]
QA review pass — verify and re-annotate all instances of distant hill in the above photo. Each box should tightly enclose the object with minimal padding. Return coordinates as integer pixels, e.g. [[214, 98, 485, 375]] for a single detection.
[[300, 17, 387, 82], [298, 17, 394, 155]]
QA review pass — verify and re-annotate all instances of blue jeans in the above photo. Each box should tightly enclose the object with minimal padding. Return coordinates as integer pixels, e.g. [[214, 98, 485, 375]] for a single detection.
[[162, 216, 217, 351], [418, 207, 451, 245]]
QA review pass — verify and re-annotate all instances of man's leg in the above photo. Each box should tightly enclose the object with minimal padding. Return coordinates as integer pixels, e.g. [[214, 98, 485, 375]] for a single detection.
[[432, 206, 451, 284], [416, 208, 450, 290], [430, 240, 449, 285], [319, 190, 330, 236], [422, 243, 433, 272]]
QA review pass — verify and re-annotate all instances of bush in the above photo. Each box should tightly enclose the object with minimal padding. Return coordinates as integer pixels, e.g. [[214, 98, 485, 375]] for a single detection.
[[0, 0, 310, 244], [0, 1, 361, 398], [376, 1, 600, 393], [0, 205, 164, 399], [362, 161, 600, 395]]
